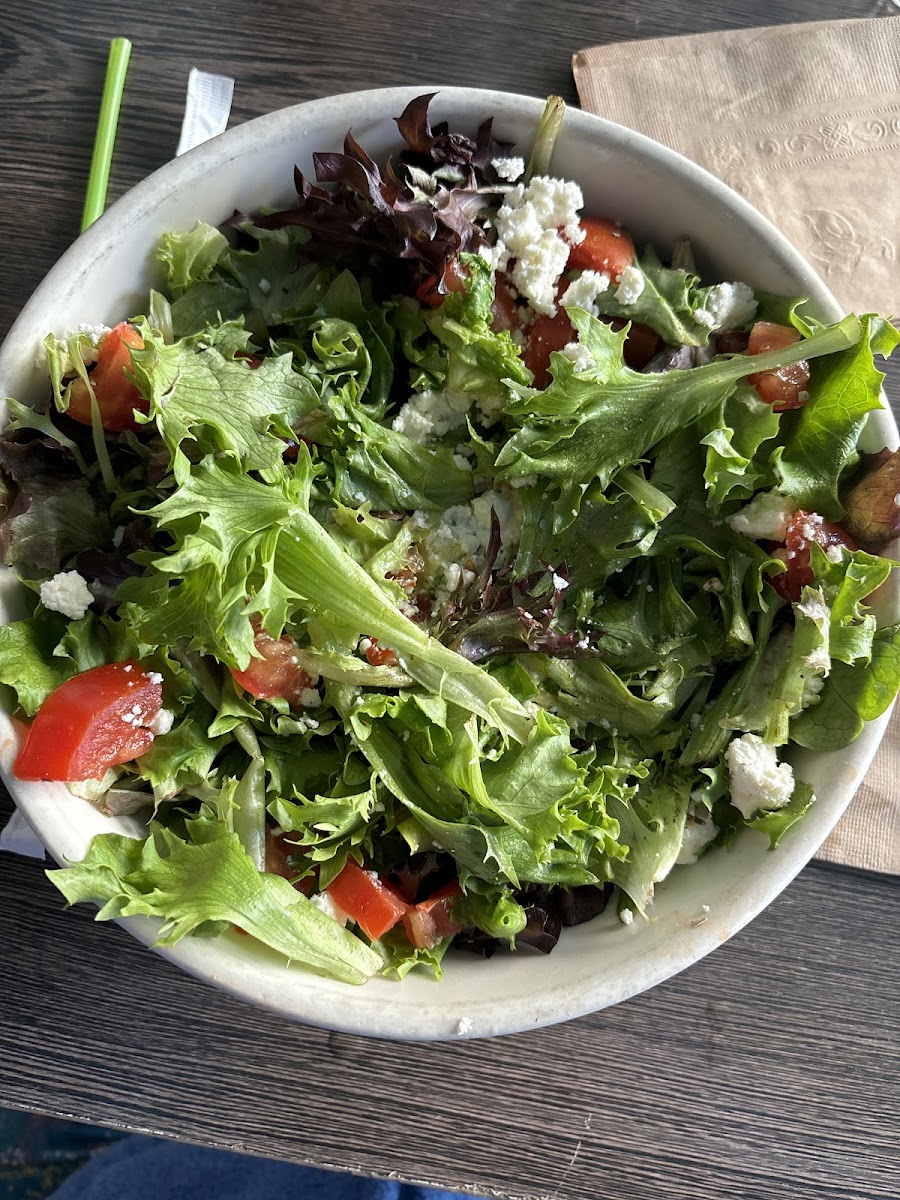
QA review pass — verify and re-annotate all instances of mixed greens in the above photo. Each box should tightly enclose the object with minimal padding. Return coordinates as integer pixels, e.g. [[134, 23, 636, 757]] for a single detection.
[[1, 95, 899, 984]]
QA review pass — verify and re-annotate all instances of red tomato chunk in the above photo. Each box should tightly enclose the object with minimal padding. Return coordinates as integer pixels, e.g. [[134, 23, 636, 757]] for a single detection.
[[768, 510, 857, 603], [327, 861, 410, 941], [566, 216, 635, 280], [67, 323, 148, 433], [747, 321, 810, 412], [364, 638, 398, 667], [15, 661, 163, 782], [522, 310, 574, 389], [490, 273, 520, 333], [402, 881, 463, 950], [230, 623, 317, 706]]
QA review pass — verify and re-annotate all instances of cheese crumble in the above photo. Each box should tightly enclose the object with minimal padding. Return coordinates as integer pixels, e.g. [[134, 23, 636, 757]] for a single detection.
[[39, 571, 94, 621]]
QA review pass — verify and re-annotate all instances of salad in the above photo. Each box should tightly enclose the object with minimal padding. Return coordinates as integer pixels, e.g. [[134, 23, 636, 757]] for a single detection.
[[1, 94, 899, 985]]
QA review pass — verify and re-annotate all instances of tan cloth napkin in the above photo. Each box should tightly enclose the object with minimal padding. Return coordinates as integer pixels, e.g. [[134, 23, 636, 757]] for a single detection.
[[574, 17, 900, 874]]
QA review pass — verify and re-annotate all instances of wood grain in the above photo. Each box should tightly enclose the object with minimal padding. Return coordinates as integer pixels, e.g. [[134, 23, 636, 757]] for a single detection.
[[1, 2, 900, 1198]]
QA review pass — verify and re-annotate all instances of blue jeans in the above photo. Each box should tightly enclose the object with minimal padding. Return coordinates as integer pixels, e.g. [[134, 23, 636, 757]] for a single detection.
[[49, 1136, 480, 1200]]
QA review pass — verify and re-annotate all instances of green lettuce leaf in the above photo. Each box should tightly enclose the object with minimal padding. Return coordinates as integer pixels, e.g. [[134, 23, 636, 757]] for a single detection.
[[373, 927, 451, 980], [424, 254, 531, 405], [747, 780, 816, 849], [157, 223, 229, 295], [454, 878, 527, 944], [129, 326, 320, 480], [591, 245, 712, 346], [700, 386, 781, 510], [498, 311, 859, 488], [47, 820, 382, 984], [608, 769, 692, 914], [808, 541, 895, 665], [0, 610, 71, 715], [791, 624, 900, 750], [775, 315, 900, 518]]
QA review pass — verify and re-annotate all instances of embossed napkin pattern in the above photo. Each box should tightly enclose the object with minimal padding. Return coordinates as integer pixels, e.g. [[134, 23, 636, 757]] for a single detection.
[[574, 17, 900, 873]]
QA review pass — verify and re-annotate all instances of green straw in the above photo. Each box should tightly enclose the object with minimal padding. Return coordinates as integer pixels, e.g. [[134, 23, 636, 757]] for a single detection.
[[80, 37, 132, 233]]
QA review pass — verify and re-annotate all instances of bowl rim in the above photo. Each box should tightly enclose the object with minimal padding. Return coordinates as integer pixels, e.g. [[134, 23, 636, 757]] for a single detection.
[[0, 85, 896, 1041]]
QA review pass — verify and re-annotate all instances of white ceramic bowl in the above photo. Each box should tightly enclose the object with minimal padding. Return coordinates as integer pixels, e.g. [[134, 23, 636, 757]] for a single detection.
[[0, 87, 896, 1041]]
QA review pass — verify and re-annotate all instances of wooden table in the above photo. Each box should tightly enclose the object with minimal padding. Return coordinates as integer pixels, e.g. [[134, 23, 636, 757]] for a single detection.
[[1, 3, 898, 1198]]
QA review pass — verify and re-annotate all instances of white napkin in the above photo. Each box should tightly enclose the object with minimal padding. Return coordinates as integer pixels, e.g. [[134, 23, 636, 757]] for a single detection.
[[175, 68, 235, 157]]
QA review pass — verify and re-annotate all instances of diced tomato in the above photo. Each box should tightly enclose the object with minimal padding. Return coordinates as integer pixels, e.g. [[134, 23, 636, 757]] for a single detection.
[[236, 351, 263, 369], [523, 309, 575, 388], [491, 274, 519, 333], [747, 321, 810, 412], [67, 323, 148, 433], [523, 309, 660, 387], [768, 510, 857, 603], [14, 661, 163, 782], [326, 860, 410, 940], [565, 216, 634, 279], [265, 829, 314, 893], [416, 259, 470, 309], [364, 638, 398, 667], [230, 622, 317, 706], [402, 880, 463, 950]]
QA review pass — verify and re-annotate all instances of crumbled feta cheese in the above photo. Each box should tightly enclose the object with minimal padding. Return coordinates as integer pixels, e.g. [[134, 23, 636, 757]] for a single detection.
[[725, 732, 794, 820], [561, 269, 610, 317], [452, 453, 473, 472], [147, 671, 164, 685], [559, 341, 596, 373], [551, 572, 569, 591], [692, 307, 716, 329], [613, 265, 645, 305], [391, 388, 471, 443], [77, 322, 111, 346], [147, 708, 174, 737], [257, 278, 271, 294], [358, 637, 373, 654], [703, 578, 724, 593], [311, 891, 349, 926], [619, 908, 634, 926], [726, 489, 794, 542], [494, 176, 584, 315], [677, 804, 718, 865], [39, 571, 94, 620], [799, 515, 823, 541], [801, 671, 827, 707], [299, 687, 321, 708], [509, 474, 538, 488], [700, 281, 758, 331], [492, 156, 525, 182], [456, 1016, 474, 1036], [825, 543, 844, 563], [423, 488, 523, 601]]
